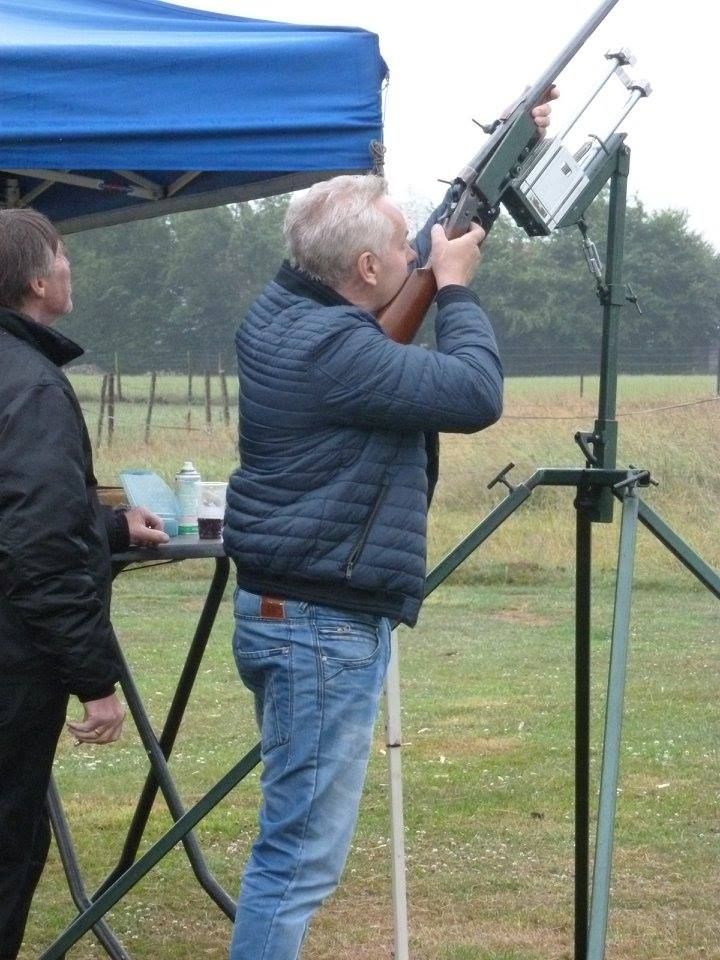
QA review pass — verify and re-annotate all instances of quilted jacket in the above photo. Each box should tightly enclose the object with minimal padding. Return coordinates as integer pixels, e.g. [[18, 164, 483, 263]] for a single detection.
[[224, 243, 503, 627]]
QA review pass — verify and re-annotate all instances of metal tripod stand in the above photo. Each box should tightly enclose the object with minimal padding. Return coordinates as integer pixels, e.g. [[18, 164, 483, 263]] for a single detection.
[[420, 141, 720, 959]]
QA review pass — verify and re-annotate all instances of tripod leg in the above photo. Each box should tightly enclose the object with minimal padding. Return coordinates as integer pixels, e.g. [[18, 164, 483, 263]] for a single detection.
[[587, 487, 640, 960], [575, 503, 592, 960], [637, 501, 720, 598]]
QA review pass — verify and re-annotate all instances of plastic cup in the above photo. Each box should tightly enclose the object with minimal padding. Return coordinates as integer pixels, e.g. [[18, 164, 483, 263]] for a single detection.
[[157, 513, 179, 538], [197, 482, 227, 540]]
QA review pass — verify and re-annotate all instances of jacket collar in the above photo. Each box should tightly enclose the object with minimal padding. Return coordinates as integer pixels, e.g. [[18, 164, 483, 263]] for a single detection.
[[0, 308, 83, 367], [275, 260, 351, 308]]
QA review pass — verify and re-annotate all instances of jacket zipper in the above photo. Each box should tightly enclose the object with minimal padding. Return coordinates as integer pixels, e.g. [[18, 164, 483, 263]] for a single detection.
[[345, 477, 389, 581]]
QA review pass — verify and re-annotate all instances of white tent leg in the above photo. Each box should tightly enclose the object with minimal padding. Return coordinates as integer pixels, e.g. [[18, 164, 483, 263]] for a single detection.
[[384, 629, 409, 960]]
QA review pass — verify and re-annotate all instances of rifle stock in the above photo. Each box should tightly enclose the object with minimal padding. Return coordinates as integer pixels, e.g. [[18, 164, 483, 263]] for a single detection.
[[378, 0, 621, 346], [377, 266, 437, 345]]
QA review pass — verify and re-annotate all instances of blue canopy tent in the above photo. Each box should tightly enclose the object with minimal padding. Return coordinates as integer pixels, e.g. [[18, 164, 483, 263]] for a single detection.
[[0, 0, 387, 232]]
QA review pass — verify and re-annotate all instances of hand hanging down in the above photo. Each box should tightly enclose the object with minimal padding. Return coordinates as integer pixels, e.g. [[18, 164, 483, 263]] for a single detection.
[[67, 693, 126, 745]]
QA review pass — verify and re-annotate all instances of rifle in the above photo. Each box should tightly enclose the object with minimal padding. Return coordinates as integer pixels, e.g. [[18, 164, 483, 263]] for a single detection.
[[378, 0, 622, 345]]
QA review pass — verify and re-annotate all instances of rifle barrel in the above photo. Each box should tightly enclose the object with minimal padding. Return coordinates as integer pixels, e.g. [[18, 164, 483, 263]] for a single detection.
[[379, 0, 623, 344], [460, 0, 622, 182]]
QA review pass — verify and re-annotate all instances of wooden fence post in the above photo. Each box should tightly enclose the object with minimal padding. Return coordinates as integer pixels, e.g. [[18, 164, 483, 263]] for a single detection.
[[220, 370, 230, 426], [96, 374, 108, 447], [144, 371, 157, 444], [107, 373, 115, 446], [204, 371, 212, 429], [187, 352, 193, 431], [114, 352, 123, 401]]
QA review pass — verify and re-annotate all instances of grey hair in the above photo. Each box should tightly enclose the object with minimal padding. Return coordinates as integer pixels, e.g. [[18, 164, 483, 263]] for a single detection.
[[0, 208, 59, 310], [283, 174, 394, 288]]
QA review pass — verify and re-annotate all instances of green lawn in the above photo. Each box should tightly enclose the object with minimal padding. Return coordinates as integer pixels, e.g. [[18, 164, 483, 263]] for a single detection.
[[24, 564, 719, 960], [21, 374, 719, 958]]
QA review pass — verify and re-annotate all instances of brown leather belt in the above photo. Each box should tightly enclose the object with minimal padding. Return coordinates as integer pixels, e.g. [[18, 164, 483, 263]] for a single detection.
[[260, 596, 286, 619]]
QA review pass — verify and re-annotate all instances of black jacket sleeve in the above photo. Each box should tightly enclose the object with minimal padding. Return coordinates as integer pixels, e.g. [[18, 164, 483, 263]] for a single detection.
[[0, 381, 121, 700], [103, 506, 130, 553]]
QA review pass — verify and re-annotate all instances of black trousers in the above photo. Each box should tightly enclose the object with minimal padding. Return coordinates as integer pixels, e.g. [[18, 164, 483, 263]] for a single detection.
[[0, 681, 69, 960]]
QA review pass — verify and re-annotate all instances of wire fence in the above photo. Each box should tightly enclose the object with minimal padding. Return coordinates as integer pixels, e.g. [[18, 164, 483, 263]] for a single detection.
[[69, 342, 720, 380], [72, 368, 235, 447], [67, 359, 720, 449]]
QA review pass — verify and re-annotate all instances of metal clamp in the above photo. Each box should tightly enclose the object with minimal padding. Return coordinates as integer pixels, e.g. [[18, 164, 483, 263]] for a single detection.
[[625, 283, 642, 314], [613, 468, 655, 492], [582, 234, 604, 281], [487, 462, 516, 492], [574, 431, 601, 467]]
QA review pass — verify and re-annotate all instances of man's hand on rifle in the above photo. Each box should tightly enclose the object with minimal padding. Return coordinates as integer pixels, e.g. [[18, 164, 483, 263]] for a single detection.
[[500, 86, 559, 135], [530, 86, 560, 136], [430, 221, 485, 289]]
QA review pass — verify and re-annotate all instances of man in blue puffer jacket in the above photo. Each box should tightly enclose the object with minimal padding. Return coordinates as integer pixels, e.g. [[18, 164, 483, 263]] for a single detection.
[[224, 167, 515, 959]]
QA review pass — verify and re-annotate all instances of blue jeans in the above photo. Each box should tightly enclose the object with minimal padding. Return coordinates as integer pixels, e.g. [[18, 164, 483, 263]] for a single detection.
[[229, 589, 391, 960]]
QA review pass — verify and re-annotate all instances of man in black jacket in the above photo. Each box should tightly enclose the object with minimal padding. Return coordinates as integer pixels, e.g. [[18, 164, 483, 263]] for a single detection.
[[0, 209, 168, 960]]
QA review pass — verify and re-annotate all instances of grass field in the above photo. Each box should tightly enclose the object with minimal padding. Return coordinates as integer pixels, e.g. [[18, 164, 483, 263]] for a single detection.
[[71, 370, 720, 576], [21, 374, 720, 959]]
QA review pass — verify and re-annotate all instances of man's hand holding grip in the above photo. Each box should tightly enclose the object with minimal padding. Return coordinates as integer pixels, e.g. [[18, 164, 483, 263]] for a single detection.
[[430, 221, 485, 289]]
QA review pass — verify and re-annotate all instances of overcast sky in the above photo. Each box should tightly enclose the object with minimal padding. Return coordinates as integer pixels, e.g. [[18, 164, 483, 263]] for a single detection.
[[181, 0, 718, 252]]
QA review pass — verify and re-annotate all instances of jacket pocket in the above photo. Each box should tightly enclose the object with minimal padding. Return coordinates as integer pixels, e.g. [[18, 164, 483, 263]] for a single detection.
[[344, 477, 389, 582]]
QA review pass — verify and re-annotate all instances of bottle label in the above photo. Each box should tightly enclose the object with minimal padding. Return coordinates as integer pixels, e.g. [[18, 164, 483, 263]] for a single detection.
[[176, 476, 200, 535]]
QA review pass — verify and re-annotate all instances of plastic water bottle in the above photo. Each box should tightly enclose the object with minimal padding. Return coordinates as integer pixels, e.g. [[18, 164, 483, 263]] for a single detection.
[[175, 460, 201, 536]]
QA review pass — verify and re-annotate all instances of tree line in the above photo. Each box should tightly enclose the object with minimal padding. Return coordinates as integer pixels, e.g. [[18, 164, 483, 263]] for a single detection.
[[62, 190, 720, 376]]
